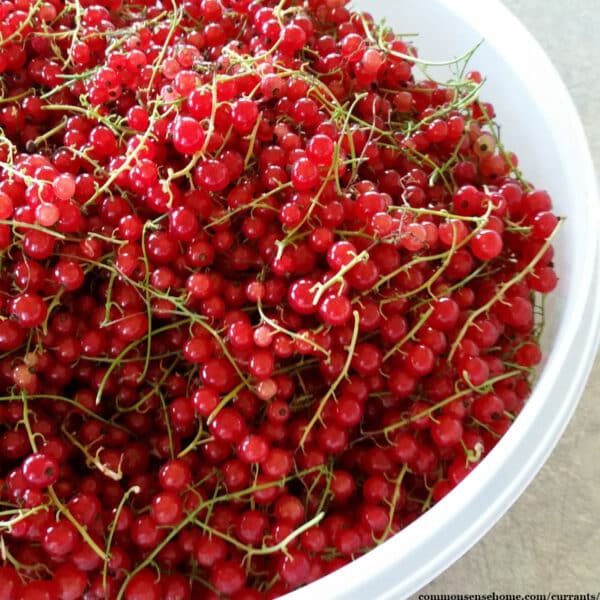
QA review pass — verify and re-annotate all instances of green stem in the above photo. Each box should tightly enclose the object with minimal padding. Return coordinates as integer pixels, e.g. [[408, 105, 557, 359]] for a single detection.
[[207, 381, 246, 425], [362, 369, 522, 440], [102, 485, 140, 594], [116, 465, 327, 600], [447, 219, 563, 363], [299, 311, 360, 449], [48, 487, 108, 561], [382, 305, 434, 363]]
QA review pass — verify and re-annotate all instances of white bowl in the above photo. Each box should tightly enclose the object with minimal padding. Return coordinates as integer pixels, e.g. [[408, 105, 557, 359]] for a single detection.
[[284, 1, 600, 598]]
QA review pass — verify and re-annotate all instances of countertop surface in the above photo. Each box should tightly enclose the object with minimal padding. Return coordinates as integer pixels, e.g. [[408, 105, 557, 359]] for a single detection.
[[414, 0, 600, 596]]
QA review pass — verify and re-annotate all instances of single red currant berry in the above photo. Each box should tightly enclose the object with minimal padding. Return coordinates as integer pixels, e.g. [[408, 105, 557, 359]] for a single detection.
[[22, 453, 59, 487], [287, 278, 318, 315], [42, 520, 78, 556], [152, 491, 183, 525], [172, 116, 205, 154], [318, 294, 352, 326], [210, 561, 247, 596], [430, 415, 464, 448], [124, 569, 161, 600], [470, 229, 503, 260], [306, 134, 335, 167], [10, 293, 48, 328], [159, 459, 192, 492], [472, 393, 505, 424], [209, 408, 247, 443], [278, 550, 311, 587], [290, 157, 320, 191]]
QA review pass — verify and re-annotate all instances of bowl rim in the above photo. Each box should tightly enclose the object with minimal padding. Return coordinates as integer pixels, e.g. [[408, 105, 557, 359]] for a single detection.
[[283, 1, 600, 598]]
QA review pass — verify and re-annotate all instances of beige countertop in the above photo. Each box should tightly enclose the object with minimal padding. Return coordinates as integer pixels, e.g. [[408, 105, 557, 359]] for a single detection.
[[414, 0, 600, 595]]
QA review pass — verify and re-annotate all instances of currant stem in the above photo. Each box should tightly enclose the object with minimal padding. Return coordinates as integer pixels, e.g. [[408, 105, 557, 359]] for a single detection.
[[102, 485, 140, 594], [363, 369, 523, 440], [382, 306, 434, 363], [447, 218, 563, 363], [311, 250, 369, 306], [61, 425, 123, 481], [299, 310, 360, 449], [206, 381, 246, 426], [48, 487, 109, 561], [375, 464, 407, 545]]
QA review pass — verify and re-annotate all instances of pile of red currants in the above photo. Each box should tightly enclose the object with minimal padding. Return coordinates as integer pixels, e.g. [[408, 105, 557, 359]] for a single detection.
[[0, 0, 561, 598]]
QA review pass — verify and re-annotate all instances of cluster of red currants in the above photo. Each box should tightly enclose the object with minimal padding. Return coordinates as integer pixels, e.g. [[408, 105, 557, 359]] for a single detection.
[[0, 0, 560, 598]]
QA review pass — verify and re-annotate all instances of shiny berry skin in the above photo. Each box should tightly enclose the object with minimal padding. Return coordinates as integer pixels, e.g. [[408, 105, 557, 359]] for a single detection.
[[195, 159, 230, 192], [195, 534, 227, 568], [22, 453, 59, 487], [53, 564, 87, 600], [327, 240, 358, 270], [172, 116, 205, 154], [307, 134, 335, 166], [232, 98, 259, 134], [209, 408, 247, 443], [10, 294, 47, 328], [290, 157, 320, 191], [151, 491, 183, 525], [472, 393, 505, 424], [318, 294, 352, 326], [237, 434, 269, 463], [470, 229, 503, 260], [428, 297, 460, 331], [430, 415, 464, 448], [159, 459, 191, 492], [42, 520, 78, 556], [288, 279, 318, 315]]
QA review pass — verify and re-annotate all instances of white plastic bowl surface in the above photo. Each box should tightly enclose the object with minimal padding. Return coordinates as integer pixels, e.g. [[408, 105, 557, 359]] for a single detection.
[[284, 1, 600, 598]]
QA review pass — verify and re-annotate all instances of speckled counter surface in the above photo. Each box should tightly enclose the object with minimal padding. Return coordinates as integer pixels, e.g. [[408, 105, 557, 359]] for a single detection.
[[413, 0, 600, 595]]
